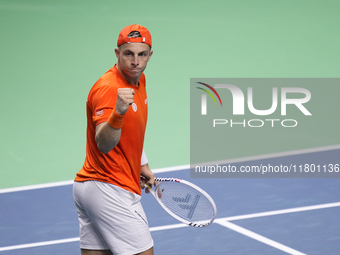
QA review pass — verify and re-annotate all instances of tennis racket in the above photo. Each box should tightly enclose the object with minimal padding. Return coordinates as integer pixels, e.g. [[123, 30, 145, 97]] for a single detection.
[[145, 177, 217, 227]]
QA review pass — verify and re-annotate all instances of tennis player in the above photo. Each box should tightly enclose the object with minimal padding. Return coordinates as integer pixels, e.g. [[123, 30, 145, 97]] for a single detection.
[[73, 24, 155, 255]]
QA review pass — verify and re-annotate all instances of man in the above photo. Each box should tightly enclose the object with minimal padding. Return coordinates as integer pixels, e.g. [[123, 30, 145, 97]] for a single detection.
[[73, 24, 155, 255]]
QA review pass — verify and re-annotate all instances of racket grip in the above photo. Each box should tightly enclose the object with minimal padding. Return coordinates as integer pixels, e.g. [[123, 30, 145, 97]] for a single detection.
[[145, 183, 157, 198]]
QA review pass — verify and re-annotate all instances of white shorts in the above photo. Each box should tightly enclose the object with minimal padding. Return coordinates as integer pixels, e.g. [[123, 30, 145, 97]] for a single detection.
[[73, 181, 154, 255]]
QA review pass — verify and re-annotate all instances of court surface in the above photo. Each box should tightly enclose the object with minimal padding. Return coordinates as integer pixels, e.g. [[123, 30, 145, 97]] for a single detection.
[[1, 147, 339, 255]]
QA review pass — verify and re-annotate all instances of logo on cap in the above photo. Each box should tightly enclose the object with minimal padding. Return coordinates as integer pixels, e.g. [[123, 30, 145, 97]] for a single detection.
[[117, 24, 152, 47]]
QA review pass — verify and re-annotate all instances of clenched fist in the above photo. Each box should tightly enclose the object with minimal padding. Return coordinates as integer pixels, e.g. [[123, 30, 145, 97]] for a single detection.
[[115, 88, 135, 115]]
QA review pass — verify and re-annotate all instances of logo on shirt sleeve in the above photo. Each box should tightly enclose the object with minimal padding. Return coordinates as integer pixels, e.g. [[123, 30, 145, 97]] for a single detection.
[[95, 109, 105, 117]]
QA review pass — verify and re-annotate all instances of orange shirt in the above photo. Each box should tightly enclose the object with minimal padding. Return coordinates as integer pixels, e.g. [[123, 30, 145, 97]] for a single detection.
[[75, 64, 148, 195]]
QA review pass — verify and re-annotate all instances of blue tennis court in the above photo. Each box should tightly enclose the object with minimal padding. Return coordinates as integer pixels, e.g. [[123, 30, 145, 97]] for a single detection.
[[1, 147, 339, 255]]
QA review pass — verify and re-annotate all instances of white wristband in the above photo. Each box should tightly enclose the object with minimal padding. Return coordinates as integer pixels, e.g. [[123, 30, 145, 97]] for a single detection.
[[141, 149, 148, 166]]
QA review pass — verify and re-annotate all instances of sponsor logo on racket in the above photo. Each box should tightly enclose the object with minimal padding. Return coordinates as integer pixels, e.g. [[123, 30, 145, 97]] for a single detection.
[[172, 194, 201, 219], [172, 194, 191, 203]]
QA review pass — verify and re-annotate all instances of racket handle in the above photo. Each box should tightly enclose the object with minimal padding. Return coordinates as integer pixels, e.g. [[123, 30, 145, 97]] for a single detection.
[[145, 183, 156, 197]]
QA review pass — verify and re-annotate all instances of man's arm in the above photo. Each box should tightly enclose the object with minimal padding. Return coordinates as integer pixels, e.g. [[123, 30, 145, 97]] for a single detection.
[[95, 88, 135, 154], [140, 150, 156, 193], [95, 122, 121, 154], [140, 163, 156, 194]]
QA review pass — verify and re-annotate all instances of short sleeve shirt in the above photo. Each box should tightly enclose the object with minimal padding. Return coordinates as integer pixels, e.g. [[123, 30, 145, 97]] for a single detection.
[[75, 64, 148, 195]]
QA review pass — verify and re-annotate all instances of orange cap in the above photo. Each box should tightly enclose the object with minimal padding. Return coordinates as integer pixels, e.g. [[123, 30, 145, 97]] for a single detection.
[[117, 24, 152, 47]]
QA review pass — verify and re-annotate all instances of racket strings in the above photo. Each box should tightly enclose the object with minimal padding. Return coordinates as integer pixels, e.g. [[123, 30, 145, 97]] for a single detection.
[[156, 181, 215, 223]]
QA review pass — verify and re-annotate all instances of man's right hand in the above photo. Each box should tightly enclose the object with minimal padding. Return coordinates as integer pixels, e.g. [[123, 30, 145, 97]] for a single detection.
[[115, 88, 135, 115]]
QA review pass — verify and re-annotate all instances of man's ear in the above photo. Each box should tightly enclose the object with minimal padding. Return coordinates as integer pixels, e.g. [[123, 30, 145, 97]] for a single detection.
[[148, 50, 154, 61], [114, 48, 120, 59]]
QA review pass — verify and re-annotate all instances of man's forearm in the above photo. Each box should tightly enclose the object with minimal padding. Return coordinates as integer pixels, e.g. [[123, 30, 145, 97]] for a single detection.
[[95, 88, 135, 154], [95, 122, 121, 154]]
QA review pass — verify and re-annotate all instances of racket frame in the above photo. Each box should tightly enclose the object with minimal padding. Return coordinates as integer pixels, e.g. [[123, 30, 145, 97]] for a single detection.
[[146, 177, 217, 227]]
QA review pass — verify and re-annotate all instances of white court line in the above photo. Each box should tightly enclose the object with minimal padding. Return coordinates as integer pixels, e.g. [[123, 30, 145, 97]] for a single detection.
[[219, 202, 340, 222], [0, 180, 74, 194], [215, 221, 306, 255], [1, 144, 340, 194], [153, 164, 190, 174], [0, 224, 188, 252], [0, 165, 189, 194], [1, 202, 339, 252], [193, 144, 340, 167], [0, 238, 80, 252], [150, 223, 187, 232]]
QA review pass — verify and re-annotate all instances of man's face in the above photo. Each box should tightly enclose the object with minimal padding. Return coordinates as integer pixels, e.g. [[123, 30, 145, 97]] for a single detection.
[[115, 43, 153, 81]]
